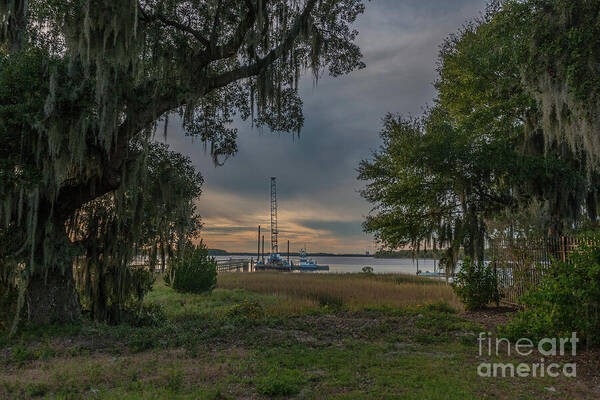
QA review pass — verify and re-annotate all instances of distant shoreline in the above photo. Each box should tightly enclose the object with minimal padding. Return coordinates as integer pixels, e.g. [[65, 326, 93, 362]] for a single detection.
[[209, 250, 373, 257], [208, 249, 437, 259]]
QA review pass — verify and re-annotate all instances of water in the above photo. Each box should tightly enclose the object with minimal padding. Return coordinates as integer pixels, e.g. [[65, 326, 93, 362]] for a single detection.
[[215, 255, 440, 275]]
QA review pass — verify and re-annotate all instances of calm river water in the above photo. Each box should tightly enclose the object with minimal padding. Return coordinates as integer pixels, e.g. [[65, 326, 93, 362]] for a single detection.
[[215, 255, 440, 275]]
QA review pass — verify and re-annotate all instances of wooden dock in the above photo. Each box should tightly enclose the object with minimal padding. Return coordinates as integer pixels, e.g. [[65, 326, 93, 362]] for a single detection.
[[216, 258, 252, 272]]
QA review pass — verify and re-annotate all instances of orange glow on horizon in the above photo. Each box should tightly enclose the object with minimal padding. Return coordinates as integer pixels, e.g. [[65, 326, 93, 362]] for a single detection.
[[195, 189, 373, 254]]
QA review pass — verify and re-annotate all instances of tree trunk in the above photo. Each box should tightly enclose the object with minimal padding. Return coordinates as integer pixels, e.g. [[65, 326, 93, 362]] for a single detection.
[[26, 269, 80, 324], [25, 207, 81, 325]]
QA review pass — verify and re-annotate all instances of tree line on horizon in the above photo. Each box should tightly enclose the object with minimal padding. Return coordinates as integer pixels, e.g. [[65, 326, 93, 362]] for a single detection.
[[207, 249, 374, 257]]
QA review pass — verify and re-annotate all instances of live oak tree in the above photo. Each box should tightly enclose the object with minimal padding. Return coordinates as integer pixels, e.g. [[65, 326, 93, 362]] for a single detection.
[[359, 1, 600, 273], [0, 0, 366, 325], [435, 3, 600, 236], [358, 110, 519, 275]]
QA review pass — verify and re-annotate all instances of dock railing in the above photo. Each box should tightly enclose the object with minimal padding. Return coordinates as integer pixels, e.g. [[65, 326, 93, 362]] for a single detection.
[[216, 258, 252, 272]]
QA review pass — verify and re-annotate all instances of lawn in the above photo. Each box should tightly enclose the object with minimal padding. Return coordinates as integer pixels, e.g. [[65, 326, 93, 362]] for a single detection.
[[0, 272, 597, 399]]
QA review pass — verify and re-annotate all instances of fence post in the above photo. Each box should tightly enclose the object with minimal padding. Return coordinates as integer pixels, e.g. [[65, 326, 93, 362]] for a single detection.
[[493, 257, 499, 307]]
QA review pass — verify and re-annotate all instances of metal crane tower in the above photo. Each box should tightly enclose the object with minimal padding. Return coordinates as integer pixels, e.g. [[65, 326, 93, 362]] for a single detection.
[[270, 177, 279, 255]]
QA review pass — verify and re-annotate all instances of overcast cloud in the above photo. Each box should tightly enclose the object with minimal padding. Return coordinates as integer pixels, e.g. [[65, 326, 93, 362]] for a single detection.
[[163, 0, 488, 253]]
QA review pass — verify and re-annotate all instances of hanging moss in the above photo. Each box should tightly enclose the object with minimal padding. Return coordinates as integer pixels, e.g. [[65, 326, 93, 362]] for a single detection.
[[510, 0, 600, 169], [0, 0, 367, 325], [68, 142, 202, 322]]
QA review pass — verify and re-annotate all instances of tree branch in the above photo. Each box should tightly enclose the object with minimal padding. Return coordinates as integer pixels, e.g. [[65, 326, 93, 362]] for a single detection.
[[199, 0, 257, 65], [206, 0, 317, 92], [139, 6, 211, 48], [66, 0, 319, 215], [209, 0, 223, 49]]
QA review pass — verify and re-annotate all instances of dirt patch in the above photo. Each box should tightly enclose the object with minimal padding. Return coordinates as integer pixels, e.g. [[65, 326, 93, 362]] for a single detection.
[[461, 306, 600, 396], [460, 306, 516, 332]]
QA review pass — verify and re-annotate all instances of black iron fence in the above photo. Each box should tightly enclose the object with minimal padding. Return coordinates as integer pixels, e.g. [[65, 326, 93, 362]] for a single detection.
[[489, 236, 584, 306]]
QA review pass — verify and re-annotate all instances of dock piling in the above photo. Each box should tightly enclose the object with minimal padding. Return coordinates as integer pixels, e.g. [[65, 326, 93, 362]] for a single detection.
[[257, 225, 261, 263]]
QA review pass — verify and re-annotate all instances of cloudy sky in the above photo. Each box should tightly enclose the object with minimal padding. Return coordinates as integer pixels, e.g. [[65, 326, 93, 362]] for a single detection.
[[164, 0, 488, 253]]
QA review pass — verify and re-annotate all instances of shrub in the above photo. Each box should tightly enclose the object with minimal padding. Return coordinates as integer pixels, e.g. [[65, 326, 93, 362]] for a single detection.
[[225, 300, 265, 319], [500, 232, 600, 347], [362, 266, 374, 274], [172, 244, 217, 294], [452, 257, 499, 310]]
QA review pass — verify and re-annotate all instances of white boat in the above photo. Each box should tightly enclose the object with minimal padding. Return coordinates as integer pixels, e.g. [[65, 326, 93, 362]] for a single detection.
[[293, 249, 329, 271]]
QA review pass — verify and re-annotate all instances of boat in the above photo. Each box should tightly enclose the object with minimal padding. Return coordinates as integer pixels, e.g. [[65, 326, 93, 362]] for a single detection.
[[292, 249, 329, 271], [255, 253, 292, 271], [417, 270, 446, 278]]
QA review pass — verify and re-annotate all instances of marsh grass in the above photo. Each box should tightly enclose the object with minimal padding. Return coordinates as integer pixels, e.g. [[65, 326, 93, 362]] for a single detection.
[[217, 272, 463, 311]]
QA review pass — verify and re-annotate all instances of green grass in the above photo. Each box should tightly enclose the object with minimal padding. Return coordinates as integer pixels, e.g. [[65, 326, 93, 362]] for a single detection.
[[0, 274, 595, 399]]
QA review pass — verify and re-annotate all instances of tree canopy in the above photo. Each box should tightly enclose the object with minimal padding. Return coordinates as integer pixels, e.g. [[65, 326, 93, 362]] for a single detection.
[[0, 0, 366, 325], [359, 1, 600, 271], [511, 0, 600, 168]]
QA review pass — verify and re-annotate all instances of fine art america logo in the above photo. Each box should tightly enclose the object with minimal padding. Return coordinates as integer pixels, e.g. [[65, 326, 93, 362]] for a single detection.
[[477, 332, 578, 378]]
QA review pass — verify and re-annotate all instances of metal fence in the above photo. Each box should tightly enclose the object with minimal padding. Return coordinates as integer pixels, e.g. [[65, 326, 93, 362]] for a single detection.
[[489, 236, 585, 306]]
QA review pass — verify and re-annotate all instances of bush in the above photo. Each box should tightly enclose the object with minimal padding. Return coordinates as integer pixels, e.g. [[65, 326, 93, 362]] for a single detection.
[[171, 244, 217, 294], [452, 257, 499, 310], [225, 300, 265, 319], [500, 232, 600, 347], [362, 266, 374, 274]]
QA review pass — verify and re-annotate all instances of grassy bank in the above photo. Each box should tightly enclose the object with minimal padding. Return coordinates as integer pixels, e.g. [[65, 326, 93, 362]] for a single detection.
[[1, 273, 597, 399]]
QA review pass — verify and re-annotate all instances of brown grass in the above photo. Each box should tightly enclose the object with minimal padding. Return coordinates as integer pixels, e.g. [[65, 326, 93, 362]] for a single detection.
[[0, 348, 238, 397], [217, 272, 462, 311]]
